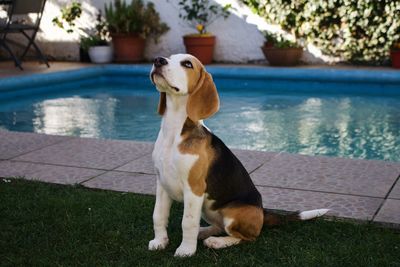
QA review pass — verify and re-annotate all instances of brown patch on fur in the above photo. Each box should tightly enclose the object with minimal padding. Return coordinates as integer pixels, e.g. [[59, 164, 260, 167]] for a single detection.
[[222, 205, 264, 241], [157, 92, 166, 115], [185, 58, 219, 122], [179, 118, 214, 196]]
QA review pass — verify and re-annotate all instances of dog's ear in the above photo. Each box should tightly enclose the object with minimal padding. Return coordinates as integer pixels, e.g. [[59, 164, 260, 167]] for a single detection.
[[157, 92, 166, 115], [187, 69, 219, 122]]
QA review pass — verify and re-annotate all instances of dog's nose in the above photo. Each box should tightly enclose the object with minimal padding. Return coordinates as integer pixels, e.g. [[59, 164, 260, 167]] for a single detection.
[[154, 57, 168, 68]]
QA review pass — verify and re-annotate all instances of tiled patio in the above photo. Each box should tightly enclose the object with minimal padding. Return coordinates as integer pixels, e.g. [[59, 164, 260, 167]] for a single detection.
[[1, 129, 399, 227]]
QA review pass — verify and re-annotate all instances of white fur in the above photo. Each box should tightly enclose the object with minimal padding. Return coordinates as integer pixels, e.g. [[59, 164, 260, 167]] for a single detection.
[[152, 95, 198, 202], [148, 180, 172, 251], [174, 187, 204, 257], [222, 217, 235, 235], [299, 209, 330, 220], [151, 54, 191, 95]]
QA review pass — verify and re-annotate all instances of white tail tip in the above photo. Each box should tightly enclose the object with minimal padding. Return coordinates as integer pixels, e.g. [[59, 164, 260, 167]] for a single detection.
[[299, 209, 330, 220]]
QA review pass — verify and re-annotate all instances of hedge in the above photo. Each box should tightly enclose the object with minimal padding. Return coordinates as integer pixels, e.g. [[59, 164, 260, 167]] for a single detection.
[[243, 0, 400, 65]]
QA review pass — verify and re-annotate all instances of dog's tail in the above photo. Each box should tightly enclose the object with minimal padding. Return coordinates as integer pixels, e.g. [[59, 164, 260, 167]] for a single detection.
[[263, 208, 330, 227]]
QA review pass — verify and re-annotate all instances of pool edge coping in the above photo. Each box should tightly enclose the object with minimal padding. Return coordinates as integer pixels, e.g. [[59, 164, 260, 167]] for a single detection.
[[1, 64, 400, 92]]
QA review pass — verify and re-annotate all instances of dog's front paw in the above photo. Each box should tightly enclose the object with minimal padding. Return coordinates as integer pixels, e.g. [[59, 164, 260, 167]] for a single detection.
[[174, 243, 196, 257], [148, 237, 169, 251]]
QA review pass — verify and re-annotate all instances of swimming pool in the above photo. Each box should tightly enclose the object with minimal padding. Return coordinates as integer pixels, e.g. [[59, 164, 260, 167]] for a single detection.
[[0, 65, 399, 161]]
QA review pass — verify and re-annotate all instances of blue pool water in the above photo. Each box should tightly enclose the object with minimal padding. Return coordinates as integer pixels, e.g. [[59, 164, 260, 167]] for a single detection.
[[0, 82, 399, 161]]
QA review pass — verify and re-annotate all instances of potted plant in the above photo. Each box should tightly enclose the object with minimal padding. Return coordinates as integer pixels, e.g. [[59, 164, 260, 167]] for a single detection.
[[390, 41, 400, 69], [261, 31, 303, 66], [53, 3, 112, 64], [177, 0, 231, 64], [86, 13, 112, 64], [105, 0, 169, 62]]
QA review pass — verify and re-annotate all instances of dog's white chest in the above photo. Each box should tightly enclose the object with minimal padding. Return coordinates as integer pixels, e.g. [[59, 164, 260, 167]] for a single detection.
[[152, 107, 198, 202]]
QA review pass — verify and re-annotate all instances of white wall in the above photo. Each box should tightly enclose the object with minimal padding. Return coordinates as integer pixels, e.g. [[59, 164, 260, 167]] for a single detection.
[[29, 0, 335, 63]]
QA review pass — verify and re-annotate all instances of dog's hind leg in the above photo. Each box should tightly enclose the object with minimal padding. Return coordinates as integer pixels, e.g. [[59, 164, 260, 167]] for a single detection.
[[203, 236, 242, 249], [203, 204, 264, 249], [198, 225, 223, 240]]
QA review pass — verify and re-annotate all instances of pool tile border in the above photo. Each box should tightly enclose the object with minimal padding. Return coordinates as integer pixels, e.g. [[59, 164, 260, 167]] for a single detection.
[[1, 129, 400, 227]]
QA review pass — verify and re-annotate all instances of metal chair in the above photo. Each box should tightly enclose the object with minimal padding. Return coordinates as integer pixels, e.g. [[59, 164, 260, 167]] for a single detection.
[[0, 0, 49, 70]]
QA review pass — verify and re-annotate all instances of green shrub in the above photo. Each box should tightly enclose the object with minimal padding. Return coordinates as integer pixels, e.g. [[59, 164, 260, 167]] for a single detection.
[[105, 0, 169, 41], [52, 1, 82, 34], [263, 31, 300, 48], [243, 0, 400, 65]]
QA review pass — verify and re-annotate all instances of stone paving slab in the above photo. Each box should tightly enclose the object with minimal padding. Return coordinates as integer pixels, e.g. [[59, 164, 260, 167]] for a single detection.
[[0, 130, 70, 160], [374, 199, 400, 225], [231, 149, 278, 173], [251, 153, 400, 198], [83, 171, 156, 195], [15, 137, 153, 170], [116, 154, 155, 174], [115, 149, 278, 175], [0, 160, 103, 184], [257, 186, 383, 221], [388, 179, 400, 199]]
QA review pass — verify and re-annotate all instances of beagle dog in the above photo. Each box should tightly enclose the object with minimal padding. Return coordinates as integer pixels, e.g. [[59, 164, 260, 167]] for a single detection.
[[149, 54, 329, 257]]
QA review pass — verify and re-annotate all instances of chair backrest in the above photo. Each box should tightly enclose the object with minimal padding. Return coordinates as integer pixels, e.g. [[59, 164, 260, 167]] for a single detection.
[[12, 0, 46, 15]]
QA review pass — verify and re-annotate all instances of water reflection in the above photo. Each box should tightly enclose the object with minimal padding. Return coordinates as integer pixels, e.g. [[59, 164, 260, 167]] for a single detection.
[[208, 94, 400, 161], [33, 96, 117, 138], [0, 90, 399, 161]]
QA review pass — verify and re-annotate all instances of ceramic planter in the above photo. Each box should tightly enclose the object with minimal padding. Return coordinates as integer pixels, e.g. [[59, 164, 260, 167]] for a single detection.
[[390, 49, 400, 69], [111, 34, 145, 62], [261, 46, 303, 66], [183, 35, 215, 64], [88, 46, 113, 64]]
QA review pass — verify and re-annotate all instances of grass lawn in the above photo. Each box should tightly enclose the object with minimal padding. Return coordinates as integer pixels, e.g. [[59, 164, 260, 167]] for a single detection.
[[1, 179, 399, 266]]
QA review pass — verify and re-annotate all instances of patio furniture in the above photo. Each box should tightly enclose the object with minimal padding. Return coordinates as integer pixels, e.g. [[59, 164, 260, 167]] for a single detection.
[[0, 0, 49, 70]]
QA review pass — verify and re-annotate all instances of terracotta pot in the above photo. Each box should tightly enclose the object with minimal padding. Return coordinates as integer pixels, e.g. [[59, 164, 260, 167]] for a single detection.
[[261, 46, 303, 66], [111, 34, 145, 62], [183, 35, 215, 64], [390, 50, 400, 69], [264, 41, 274, 48]]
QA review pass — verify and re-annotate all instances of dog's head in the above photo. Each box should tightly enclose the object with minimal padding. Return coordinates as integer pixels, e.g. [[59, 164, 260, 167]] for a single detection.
[[150, 54, 219, 122]]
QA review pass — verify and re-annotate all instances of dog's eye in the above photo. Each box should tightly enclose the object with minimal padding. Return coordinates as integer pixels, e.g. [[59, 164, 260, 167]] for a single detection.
[[181, 60, 193, 69]]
